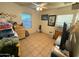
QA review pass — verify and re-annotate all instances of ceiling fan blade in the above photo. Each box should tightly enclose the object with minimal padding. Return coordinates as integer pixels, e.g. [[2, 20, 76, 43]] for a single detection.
[[40, 3, 48, 7], [32, 2, 39, 6]]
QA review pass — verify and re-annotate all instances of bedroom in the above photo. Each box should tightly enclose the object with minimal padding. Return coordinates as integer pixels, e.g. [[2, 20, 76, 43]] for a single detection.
[[0, 2, 79, 57]]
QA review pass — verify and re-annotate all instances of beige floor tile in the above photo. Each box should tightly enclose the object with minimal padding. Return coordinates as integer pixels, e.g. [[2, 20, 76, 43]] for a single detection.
[[19, 32, 55, 57]]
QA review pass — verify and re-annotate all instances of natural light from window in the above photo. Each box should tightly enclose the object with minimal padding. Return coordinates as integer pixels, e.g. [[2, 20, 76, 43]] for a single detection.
[[20, 13, 32, 29], [56, 14, 73, 28]]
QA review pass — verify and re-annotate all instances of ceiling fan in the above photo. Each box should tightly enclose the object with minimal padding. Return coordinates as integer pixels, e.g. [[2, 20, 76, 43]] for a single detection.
[[28, 2, 77, 11], [31, 2, 48, 11]]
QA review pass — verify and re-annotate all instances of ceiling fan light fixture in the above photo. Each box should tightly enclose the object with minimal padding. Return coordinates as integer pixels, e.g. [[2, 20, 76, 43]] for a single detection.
[[36, 7, 40, 11], [36, 7, 43, 11], [39, 8, 43, 11]]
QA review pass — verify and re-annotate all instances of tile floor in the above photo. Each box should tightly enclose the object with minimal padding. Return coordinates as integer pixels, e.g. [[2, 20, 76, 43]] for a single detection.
[[19, 32, 55, 57]]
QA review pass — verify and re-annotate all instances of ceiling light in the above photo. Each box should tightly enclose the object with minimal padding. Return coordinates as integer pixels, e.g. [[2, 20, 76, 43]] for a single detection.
[[36, 7, 40, 11], [39, 8, 43, 11], [36, 7, 43, 11]]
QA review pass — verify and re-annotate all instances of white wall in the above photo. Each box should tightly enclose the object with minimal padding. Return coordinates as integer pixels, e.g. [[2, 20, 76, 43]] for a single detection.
[[41, 20, 55, 34]]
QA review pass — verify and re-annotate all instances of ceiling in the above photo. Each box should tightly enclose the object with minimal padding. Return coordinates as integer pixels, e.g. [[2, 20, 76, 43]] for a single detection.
[[16, 2, 75, 11]]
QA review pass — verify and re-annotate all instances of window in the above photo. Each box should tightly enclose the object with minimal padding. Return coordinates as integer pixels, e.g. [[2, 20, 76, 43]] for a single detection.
[[20, 13, 32, 29], [56, 14, 73, 28]]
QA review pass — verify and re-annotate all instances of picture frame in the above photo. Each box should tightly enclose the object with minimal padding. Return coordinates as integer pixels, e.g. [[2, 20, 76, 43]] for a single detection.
[[48, 15, 56, 26], [41, 14, 49, 20]]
